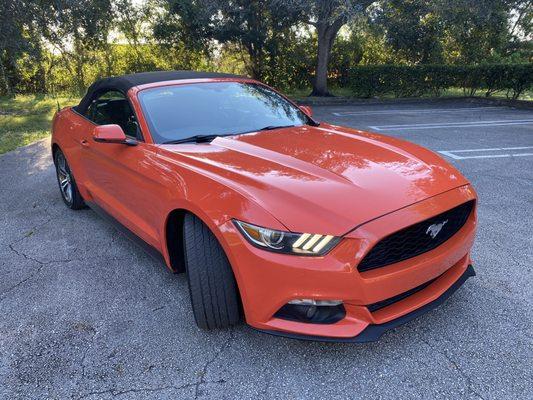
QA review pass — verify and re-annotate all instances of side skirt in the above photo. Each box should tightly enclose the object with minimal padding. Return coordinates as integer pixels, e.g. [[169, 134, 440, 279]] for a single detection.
[[86, 201, 167, 267]]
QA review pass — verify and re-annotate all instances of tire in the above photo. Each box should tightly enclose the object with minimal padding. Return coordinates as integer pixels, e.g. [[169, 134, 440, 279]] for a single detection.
[[183, 214, 240, 329], [54, 149, 85, 210]]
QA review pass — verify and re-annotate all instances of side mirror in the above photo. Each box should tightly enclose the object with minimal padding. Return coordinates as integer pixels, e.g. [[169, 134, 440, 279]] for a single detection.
[[93, 124, 137, 146], [299, 105, 313, 117]]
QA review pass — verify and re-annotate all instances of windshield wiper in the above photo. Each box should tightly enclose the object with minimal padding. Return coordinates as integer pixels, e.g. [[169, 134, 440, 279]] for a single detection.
[[162, 134, 226, 144], [257, 124, 297, 131], [229, 124, 299, 136], [163, 124, 305, 144]]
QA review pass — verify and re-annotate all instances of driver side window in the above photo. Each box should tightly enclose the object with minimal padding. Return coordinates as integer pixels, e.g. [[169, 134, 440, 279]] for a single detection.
[[86, 90, 141, 139]]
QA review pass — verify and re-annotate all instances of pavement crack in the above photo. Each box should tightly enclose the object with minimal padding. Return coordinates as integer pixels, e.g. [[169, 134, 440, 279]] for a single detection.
[[8, 242, 75, 266], [418, 335, 485, 400], [0, 263, 44, 302], [194, 329, 235, 399], [8, 242, 45, 265], [8, 215, 53, 247], [0, 244, 46, 301], [1, 242, 75, 301]]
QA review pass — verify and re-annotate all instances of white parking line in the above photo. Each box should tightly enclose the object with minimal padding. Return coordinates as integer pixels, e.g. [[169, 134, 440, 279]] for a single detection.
[[332, 106, 507, 116], [438, 146, 533, 160], [369, 119, 533, 131]]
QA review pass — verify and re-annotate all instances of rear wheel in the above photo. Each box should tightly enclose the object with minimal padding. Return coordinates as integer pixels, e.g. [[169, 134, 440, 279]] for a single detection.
[[54, 149, 85, 210], [183, 214, 240, 329]]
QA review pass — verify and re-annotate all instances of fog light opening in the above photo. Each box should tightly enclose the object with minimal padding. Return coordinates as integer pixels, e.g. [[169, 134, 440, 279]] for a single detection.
[[275, 299, 345, 324]]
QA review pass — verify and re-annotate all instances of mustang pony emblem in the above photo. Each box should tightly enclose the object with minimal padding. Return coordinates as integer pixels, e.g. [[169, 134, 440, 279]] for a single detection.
[[426, 220, 448, 239]]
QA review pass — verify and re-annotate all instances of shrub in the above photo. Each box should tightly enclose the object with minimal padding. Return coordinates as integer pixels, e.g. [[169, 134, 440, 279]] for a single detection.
[[343, 64, 532, 99]]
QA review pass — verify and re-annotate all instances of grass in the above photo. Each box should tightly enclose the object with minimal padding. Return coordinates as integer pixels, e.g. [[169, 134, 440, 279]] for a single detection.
[[0, 95, 78, 155]]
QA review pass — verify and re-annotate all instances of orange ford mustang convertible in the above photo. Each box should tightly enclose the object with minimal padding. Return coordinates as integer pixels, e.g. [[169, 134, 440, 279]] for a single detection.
[[51, 71, 477, 342]]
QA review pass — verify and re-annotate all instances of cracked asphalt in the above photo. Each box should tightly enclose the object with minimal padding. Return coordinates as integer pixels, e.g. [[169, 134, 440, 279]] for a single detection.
[[1, 99, 532, 399]]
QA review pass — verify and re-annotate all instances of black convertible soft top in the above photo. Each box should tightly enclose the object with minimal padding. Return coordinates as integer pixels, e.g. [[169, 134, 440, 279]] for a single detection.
[[77, 70, 245, 114]]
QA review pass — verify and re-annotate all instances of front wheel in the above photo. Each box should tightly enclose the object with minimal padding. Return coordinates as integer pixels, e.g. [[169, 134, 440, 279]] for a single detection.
[[54, 149, 85, 210], [183, 214, 240, 329]]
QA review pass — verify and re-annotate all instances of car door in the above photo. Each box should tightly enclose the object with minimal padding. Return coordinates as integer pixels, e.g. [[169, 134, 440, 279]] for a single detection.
[[80, 90, 166, 250]]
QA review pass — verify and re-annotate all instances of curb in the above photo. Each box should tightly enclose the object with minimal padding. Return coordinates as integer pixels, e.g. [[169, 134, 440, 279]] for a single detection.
[[293, 96, 533, 110], [463, 97, 533, 110]]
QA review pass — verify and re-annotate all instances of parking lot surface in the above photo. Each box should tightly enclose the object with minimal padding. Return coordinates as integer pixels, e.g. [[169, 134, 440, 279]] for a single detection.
[[1, 99, 532, 399]]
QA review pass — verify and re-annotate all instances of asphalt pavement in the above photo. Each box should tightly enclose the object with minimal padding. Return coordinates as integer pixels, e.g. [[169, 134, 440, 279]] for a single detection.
[[1, 99, 531, 399]]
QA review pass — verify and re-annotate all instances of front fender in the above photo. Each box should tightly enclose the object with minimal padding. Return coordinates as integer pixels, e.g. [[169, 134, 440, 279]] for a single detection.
[[155, 149, 288, 305]]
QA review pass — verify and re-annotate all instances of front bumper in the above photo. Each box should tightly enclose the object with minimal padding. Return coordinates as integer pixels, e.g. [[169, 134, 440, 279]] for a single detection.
[[255, 264, 475, 343], [219, 185, 477, 342]]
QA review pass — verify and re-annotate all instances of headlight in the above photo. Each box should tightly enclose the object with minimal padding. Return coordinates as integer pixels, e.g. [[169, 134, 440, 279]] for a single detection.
[[233, 220, 340, 256]]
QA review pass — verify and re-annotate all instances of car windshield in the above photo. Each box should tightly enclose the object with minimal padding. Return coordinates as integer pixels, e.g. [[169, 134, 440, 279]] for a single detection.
[[138, 82, 309, 143]]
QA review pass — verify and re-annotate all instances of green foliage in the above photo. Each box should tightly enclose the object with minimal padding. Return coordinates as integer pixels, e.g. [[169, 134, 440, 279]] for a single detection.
[[375, 0, 528, 66], [1, 0, 532, 98], [155, 0, 304, 84], [345, 64, 533, 99], [39, 43, 211, 95], [435, 0, 513, 64], [377, 0, 445, 64]]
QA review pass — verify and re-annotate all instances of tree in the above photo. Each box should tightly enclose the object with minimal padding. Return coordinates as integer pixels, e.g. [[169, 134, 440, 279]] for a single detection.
[[279, 0, 374, 96], [33, 0, 116, 93], [0, 0, 44, 95], [507, 0, 532, 60], [114, 0, 157, 72], [0, 0, 22, 95], [376, 0, 445, 64], [434, 0, 513, 64], [155, 0, 301, 82], [378, 0, 529, 65]]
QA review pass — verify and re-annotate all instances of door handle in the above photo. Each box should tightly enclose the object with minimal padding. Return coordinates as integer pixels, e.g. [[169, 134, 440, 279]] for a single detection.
[[80, 139, 90, 148]]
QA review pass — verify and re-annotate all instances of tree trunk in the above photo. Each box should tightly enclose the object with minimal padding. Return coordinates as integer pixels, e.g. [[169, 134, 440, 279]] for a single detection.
[[245, 41, 264, 81], [104, 43, 113, 76], [311, 26, 331, 96], [75, 56, 85, 95], [0, 58, 12, 96], [311, 21, 342, 97], [73, 37, 86, 95]]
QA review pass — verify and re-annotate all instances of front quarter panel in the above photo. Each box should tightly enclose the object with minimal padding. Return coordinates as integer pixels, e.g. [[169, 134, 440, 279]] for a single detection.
[[155, 145, 288, 306]]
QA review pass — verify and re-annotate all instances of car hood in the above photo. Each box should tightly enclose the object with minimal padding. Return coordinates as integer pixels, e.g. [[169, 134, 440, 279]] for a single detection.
[[160, 124, 468, 235]]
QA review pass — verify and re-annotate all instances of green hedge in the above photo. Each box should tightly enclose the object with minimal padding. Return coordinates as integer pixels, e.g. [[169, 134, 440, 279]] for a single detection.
[[343, 64, 532, 99]]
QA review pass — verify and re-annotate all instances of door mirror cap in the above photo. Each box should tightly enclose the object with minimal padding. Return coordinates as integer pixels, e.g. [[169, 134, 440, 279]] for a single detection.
[[93, 124, 137, 146], [299, 105, 313, 117]]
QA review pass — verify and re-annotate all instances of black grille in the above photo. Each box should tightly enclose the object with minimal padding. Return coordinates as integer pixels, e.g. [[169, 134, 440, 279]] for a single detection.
[[358, 200, 475, 272]]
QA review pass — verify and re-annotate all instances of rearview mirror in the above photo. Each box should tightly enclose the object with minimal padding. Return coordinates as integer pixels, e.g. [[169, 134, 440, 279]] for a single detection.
[[93, 124, 137, 146], [299, 105, 313, 117]]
